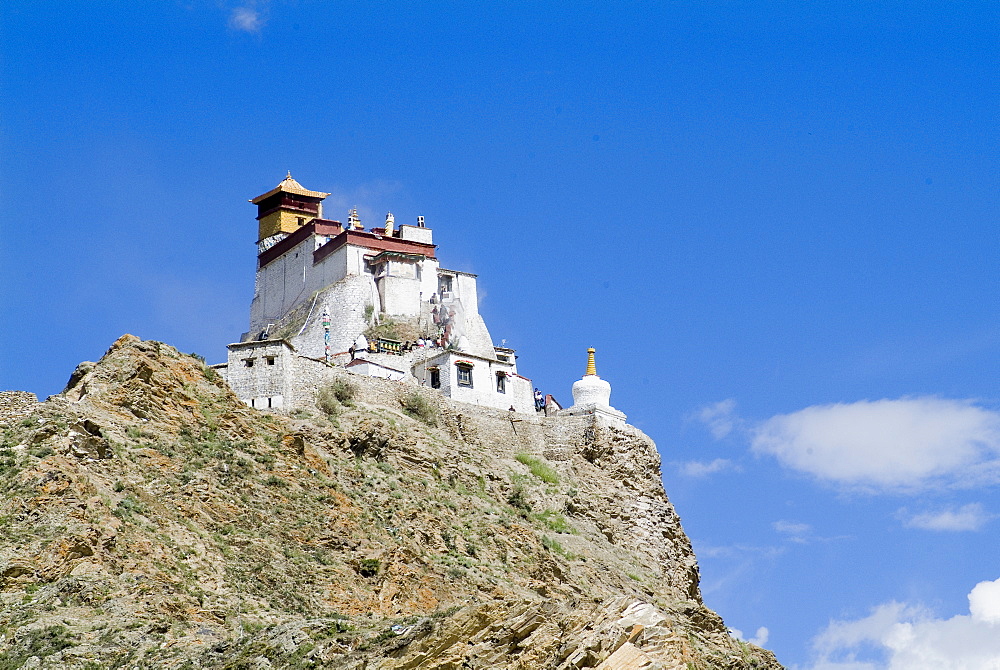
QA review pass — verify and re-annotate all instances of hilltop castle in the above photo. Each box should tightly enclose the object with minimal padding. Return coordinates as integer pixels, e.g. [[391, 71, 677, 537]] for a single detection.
[[218, 174, 626, 426]]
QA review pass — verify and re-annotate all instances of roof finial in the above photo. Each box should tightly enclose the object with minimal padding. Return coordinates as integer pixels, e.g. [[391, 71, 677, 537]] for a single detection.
[[285, 170, 293, 180], [585, 347, 597, 376], [348, 207, 362, 230]]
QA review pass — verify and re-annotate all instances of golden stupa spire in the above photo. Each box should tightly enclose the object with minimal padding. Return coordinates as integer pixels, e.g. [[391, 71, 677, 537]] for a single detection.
[[585, 347, 597, 376]]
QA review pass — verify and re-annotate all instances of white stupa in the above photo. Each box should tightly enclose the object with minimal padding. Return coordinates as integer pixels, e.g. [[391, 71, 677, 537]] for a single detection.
[[559, 347, 627, 427]]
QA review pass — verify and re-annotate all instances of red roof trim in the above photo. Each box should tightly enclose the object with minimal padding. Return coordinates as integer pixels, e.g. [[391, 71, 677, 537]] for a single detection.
[[259, 221, 437, 269], [312, 229, 436, 265], [257, 221, 345, 268]]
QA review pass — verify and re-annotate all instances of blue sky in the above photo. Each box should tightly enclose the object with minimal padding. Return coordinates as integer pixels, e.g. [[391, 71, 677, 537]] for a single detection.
[[2, 2, 999, 667]]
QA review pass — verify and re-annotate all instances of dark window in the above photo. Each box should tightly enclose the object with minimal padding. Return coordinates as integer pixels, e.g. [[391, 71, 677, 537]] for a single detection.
[[267, 357, 275, 366], [496, 373, 506, 393], [456, 364, 473, 388], [245, 358, 254, 367], [430, 368, 441, 389]]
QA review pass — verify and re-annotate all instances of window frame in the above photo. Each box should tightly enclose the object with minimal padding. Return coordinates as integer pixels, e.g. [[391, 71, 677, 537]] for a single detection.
[[456, 363, 474, 388]]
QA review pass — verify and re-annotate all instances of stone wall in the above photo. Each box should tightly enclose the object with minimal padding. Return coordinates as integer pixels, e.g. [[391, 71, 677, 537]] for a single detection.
[[0, 391, 39, 425], [223, 341, 295, 410], [291, 274, 380, 359]]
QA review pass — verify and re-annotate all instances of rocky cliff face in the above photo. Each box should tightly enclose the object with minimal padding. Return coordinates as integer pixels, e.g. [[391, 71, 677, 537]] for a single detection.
[[0, 336, 782, 669]]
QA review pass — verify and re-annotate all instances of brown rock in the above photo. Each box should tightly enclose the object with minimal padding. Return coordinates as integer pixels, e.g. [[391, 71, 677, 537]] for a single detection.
[[0, 336, 784, 669]]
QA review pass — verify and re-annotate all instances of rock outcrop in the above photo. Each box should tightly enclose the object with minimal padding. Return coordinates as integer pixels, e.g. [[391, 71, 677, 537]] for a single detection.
[[0, 335, 782, 669]]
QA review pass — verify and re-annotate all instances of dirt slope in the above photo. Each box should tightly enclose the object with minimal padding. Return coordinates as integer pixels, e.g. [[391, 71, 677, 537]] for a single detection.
[[0, 335, 782, 669]]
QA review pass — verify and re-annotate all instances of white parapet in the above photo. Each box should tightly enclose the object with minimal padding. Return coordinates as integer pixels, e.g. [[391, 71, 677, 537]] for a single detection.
[[559, 402, 628, 428], [399, 225, 433, 245]]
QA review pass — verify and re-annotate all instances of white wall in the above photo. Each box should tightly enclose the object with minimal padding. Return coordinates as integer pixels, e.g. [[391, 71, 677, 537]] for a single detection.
[[416, 350, 534, 413], [419, 258, 440, 298], [379, 275, 421, 317], [249, 237, 316, 336], [399, 225, 433, 244], [309, 243, 350, 297]]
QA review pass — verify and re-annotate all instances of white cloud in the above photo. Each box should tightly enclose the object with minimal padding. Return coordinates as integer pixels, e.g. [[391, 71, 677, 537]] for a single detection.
[[729, 625, 770, 647], [679, 458, 737, 477], [696, 398, 739, 439], [229, 6, 264, 33], [773, 520, 811, 542], [808, 577, 1000, 669], [969, 579, 1000, 624], [752, 397, 1000, 492], [773, 520, 811, 535], [900, 503, 992, 532]]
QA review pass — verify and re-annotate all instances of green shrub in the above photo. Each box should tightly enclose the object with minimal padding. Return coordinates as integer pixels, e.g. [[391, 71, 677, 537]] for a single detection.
[[401, 392, 437, 425], [541, 535, 576, 559], [317, 386, 341, 418], [532, 510, 574, 534], [1, 624, 75, 669], [113, 496, 147, 518], [317, 378, 356, 418], [329, 378, 356, 405], [264, 474, 289, 487], [358, 558, 380, 577], [515, 453, 559, 484], [507, 485, 531, 514]]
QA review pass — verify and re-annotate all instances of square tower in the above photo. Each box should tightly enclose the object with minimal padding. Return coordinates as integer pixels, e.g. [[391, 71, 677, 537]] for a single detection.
[[250, 172, 331, 243]]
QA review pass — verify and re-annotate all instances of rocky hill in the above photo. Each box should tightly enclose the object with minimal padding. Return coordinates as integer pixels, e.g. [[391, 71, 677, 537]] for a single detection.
[[0, 335, 782, 669]]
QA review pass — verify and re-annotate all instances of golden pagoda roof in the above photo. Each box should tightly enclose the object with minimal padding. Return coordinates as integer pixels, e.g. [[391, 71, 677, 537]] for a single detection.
[[250, 172, 331, 204]]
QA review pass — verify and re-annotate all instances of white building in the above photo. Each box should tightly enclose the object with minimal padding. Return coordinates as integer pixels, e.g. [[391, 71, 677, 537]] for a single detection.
[[220, 174, 535, 413]]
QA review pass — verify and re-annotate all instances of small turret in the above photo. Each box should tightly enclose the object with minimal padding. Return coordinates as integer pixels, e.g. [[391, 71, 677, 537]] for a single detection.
[[385, 212, 395, 237]]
